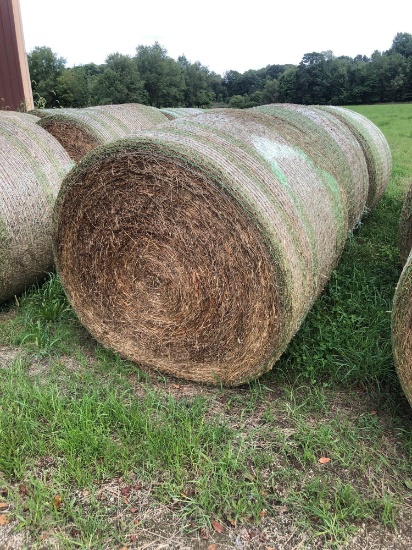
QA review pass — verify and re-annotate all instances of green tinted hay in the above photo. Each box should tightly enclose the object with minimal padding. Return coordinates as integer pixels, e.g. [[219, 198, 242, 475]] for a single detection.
[[314, 106, 392, 209], [254, 104, 369, 229], [54, 109, 348, 385], [160, 108, 205, 120], [392, 251, 412, 407], [0, 112, 72, 303], [399, 180, 412, 264], [38, 103, 169, 161]]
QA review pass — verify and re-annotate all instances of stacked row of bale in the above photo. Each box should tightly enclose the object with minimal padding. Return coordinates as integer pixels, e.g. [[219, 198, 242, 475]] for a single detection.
[[53, 105, 392, 385], [0, 103, 171, 303], [392, 180, 412, 407], [0, 111, 72, 303], [37, 103, 169, 161]]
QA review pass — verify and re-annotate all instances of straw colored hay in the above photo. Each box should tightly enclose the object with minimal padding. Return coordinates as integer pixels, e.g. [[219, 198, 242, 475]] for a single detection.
[[392, 251, 412, 407], [0, 112, 73, 303], [38, 103, 169, 162], [314, 106, 392, 209], [399, 181, 412, 265], [160, 107, 205, 120], [253, 104, 369, 229], [54, 109, 349, 385]]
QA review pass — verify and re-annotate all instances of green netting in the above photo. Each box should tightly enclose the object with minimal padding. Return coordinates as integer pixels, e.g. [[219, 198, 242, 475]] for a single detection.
[[54, 109, 349, 385], [38, 103, 169, 161], [0, 111, 73, 303], [160, 108, 205, 120], [314, 106, 392, 209], [392, 250, 412, 408], [399, 180, 412, 264], [253, 104, 369, 229]]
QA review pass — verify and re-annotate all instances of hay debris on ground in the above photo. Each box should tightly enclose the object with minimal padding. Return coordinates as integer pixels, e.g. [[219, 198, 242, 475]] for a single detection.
[[0, 111, 73, 303]]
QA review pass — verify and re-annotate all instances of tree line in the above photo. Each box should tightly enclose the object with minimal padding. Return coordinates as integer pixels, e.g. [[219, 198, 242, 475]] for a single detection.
[[28, 33, 412, 110]]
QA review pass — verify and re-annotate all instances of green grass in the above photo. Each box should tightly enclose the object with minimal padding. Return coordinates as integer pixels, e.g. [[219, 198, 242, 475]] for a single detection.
[[1, 103, 412, 548]]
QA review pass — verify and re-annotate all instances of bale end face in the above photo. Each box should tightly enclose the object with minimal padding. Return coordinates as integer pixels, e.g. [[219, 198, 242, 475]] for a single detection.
[[54, 142, 285, 385]]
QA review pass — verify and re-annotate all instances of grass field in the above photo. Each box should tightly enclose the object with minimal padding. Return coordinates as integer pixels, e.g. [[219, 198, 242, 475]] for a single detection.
[[0, 103, 411, 549]]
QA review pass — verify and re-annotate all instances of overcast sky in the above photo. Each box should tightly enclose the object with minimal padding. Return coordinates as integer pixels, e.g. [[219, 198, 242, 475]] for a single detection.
[[18, 0, 411, 76]]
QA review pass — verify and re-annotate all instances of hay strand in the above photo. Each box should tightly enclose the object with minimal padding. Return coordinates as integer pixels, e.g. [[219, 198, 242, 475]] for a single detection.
[[0, 112, 73, 303], [38, 103, 169, 161], [54, 109, 350, 385]]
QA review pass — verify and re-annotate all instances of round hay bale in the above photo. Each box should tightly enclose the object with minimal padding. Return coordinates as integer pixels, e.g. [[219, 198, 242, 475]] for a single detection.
[[253, 103, 369, 229], [392, 250, 412, 407], [0, 110, 40, 123], [313, 106, 392, 209], [54, 109, 348, 385], [38, 103, 169, 162], [29, 107, 78, 118], [0, 112, 73, 303], [399, 181, 412, 265], [160, 107, 205, 120]]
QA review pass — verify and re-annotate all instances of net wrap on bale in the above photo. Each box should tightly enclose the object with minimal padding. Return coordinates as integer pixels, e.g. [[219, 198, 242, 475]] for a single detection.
[[392, 251, 412, 408], [160, 108, 205, 120], [314, 106, 392, 209], [398, 180, 412, 265], [0, 112, 73, 303], [253, 104, 369, 229], [54, 109, 350, 385], [38, 103, 169, 161]]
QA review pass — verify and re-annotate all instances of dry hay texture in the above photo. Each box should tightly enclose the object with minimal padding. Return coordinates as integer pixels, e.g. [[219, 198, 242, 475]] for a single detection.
[[314, 106, 392, 210], [392, 251, 412, 408], [253, 104, 370, 229], [38, 103, 169, 162], [160, 108, 205, 120], [0, 111, 73, 303], [54, 108, 355, 385], [398, 180, 412, 264]]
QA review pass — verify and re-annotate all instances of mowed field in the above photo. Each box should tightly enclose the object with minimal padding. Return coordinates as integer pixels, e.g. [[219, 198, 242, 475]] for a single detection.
[[0, 103, 411, 549]]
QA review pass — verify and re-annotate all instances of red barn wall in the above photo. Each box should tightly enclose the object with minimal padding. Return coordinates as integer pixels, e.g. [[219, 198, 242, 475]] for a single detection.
[[0, 0, 33, 111]]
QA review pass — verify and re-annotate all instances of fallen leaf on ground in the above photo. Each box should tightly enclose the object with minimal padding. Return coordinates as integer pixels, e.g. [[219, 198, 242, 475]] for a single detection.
[[19, 484, 28, 496], [200, 528, 209, 539], [318, 457, 331, 464], [53, 495, 63, 510], [130, 507, 138, 514], [208, 545, 217, 550], [211, 519, 225, 533], [0, 503, 8, 509], [0, 514, 9, 525]]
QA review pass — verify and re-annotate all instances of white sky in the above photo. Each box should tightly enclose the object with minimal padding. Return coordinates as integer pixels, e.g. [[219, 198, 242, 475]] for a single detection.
[[19, 0, 412, 76]]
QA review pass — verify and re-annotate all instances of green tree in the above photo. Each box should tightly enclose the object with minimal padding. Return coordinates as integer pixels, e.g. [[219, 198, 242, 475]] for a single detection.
[[135, 43, 185, 107], [27, 46, 67, 107], [92, 53, 147, 105], [178, 56, 215, 107], [388, 32, 412, 58]]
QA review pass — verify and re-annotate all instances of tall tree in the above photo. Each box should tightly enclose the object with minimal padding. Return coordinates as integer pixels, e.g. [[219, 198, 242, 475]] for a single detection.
[[135, 43, 185, 107], [27, 46, 66, 107]]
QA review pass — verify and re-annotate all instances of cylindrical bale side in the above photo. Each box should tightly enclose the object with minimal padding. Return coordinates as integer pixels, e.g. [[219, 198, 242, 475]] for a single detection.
[[0, 113, 73, 303], [160, 108, 205, 120], [29, 107, 78, 118], [253, 103, 369, 229], [0, 110, 40, 123], [54, 109, 348, 385], [314, 106, 392, 209], [38, 103, 169, 162], [399, 180, 412, 265], [392, 250, 412, 407]]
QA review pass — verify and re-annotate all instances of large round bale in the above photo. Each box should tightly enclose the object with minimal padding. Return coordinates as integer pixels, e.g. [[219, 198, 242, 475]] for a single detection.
[[54, 109, 349, 385], [38, 103, 169, 162], [0, 110, 40, 123], [313, 106, 392, 209], [0, 113, 73, 303], [160, 107, 205, 120], [392, 251, 412, 407], [253, 103, 369, 229], [29, 107, 78, 118], [399, 180, 412, 265]]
